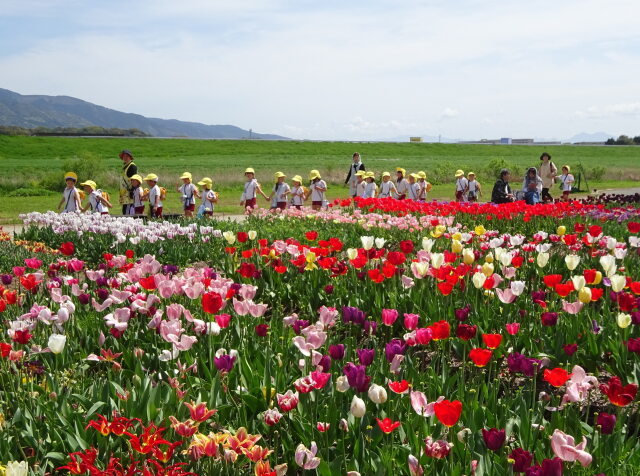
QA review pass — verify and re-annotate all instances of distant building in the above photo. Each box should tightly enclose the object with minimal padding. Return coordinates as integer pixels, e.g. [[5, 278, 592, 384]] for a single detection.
[[409, 137, 422, 143], [458, 138, 561, 145], [500, 137, 512, 144]]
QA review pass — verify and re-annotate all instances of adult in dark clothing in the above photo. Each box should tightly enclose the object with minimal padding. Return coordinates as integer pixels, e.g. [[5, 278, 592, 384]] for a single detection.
[[491, 168, 515, 204], [119, 149, 138, 215], [345, 152, 365, 197]]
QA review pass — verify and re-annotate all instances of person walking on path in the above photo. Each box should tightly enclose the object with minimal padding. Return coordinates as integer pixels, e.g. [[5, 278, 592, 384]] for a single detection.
[[118, 149, 138, 215], [539, 152, 557, 202], [378, 172, 397, 198], [454, 170, 468, 202], [467, 172, 481, 202], [395, 167, 410, 199], [308, 170, 327, 211], [58, 172, 81, 213], [345, 152, 366, 198]]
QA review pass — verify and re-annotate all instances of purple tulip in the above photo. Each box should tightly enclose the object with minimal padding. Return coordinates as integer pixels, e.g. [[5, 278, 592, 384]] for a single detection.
[[0, 274, 12, 285], [343, 362, 370, 393], [317, 354, 331, 372], [292, 320, 310, 335], [214, 354, 236, 374], [385, 339, 406, 363], [342, 306, 366, 325], [78, 293, 90, 305], [507, 353, 540, 377], [96, 288, 110, 301], [364, 320, 377, 335], [329, 344, 346, 360], [357, 348, 375, 366], [454, 305, 471, 321]]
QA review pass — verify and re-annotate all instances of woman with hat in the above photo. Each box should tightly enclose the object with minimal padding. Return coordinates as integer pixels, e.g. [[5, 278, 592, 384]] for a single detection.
[[289, 175, 306, 210], [345, 152, 365, 198], [240, 168, 268, 213], [466, 172, 481, 202], [58, 172, 82, 213], [176, 172, 198, 217], [454, 170, 468, 202], [395, 167, 409, 199], [308, 170, 327, 211], [538, 152, 557, 203], [130, 174, 145, 215], [80, 180, 112, 214], [269, 172, 290, 211], [143, 173, 163, 218], [118, 150, 137, 215], [378, 172, 398, 198], [197, 177, 218, 218], [363, 171, 378, 198]]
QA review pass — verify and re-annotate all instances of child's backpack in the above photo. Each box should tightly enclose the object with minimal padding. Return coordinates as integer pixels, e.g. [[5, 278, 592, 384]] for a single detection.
[[160, 187, 167, 200], [101, 191, 111, 202], [78, 189, 86, 200], [426, 182, 433, 193], [302, 186, 309, 197]]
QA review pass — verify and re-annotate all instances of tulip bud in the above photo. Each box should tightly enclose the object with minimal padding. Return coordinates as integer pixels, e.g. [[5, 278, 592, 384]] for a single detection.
[[571, 275, 586, 292], [347, 248, 358, 260], [335, 376, 350, 393], [565, 255, 580, 271], [462, 248, 475, 265], [367, 383, 388, 404], [610, 275, 626, 293], [578, 287, 592, 304], [47, 334, 66, 354], [472, 272, 486, 289], [556, 225, 566, 236], [421, 238, 434, 252], [350, 395, 366, 418], [536, 252, 549, 268], [248, 230, 257, 240], [451, 240, 462, 254]]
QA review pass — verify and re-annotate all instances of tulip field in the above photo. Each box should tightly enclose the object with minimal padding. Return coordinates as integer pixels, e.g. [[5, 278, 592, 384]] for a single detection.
[[1, 197, 639, 475]]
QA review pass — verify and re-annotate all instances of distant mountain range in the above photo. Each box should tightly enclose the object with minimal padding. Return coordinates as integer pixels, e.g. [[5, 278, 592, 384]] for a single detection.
[[0, 88, 288, 139]]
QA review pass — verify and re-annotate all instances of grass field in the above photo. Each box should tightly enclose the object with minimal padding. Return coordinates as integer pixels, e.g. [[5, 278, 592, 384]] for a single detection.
[[1, 136, 639, 223]]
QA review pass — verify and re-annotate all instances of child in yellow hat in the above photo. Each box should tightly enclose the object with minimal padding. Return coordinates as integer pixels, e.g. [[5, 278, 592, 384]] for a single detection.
[[308, 170, 327, 211], [268, 172, 290, 212], [197, 177, 218, 218], [80, 180, 112, 214], [176, 172, 198, 217], [395, 167, 409, 199], [58, 172, 82, 213], [354, 170, 367, 198], [407, 173, 420, 201], [417, 171, 432, 202], [241, 168, 268, 213], [378, 172, 397, 198], [455, 170, 468, 202], [289, 175, 305, 210], [363, 171, 377, 198], [143, 173, 163, 218], [130, 174, 145, 215]]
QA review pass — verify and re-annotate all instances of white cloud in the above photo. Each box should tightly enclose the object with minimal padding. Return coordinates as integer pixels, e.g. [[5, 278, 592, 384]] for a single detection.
[[440, 108, 459, 120]]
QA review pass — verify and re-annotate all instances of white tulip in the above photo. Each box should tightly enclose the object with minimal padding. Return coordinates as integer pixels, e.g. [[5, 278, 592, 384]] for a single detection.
[[248, 230, 257, 240], [222, 231, 236, 245], [361, 236, 375, 250], [571, 276, 586, 292], [350, 395, 366, 418], [536, 252, 550, 268], [606, 237, 617, 250], [206, 322, 221, 335], [472, 272, 487, 289], [346, 248, 358, 260], [5, 461, 28, 476], [411, 261, 429, 278], [599, 255, 616, 277], [48, 334, 67, 354], [499, 251, 513, 267], [336, 376, 350, 393], [374, 237, 386, 249], [510, 281, 526, 296], [421, 238, 434, 252], [610, 275, 626, 293], [430, 253, 444, 269], [565, 255, 580, 271], [367, 383, 388, 404], [613, 248, 627, 260]]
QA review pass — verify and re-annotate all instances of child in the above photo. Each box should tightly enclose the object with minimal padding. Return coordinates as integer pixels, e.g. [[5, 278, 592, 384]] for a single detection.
[[80, 180, 111, 214], [407, 173, 420, 201], [289, 175, 305, 210], [240, 168, 268, 213], [522, 167, 543, 205], [363, 172, 377, 198], [455, 170, 468, 202], [308, 170, 327, 211], [395, 167, 409, 199], [197, 177, 218, 218], [354, 170, 367, 198], [378, 172, 398, 198], [269, 172, 290, 211], [129, 174, 145, 215], [143, 173, 163, 218], [177, 172, 198, 218], [467, 172, 481, 202], [417, 171, 432, 202], [558, 165, 574, 202], [58, 172, 81, 213]]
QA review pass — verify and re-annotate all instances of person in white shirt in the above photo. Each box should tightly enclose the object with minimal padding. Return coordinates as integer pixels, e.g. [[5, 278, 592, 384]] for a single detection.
[[176, 172, 198, 218], [539, 152, 557, 203], [197, 177, 218, 218], [407, 173, 421, 200], [269, 171, 291, 212], [363, 172, 377, 198], [58, 172, 81, 213], [289, 175, 306, 210], [80, 180, 111, 215], [558, 165, 574, 202], [455, 170, 468, 202], [395, 167, 410, 199], [466, 172, 481, 202], [240, 168, 268, 213], [355, 170, 367, 198], [378, 172, 397, 198], [129, 174, 145, 214], [417, 171, 432, 202], [308, 170, 327, 211], [345, 152, 365, 197], [143, 173, 163, 218]]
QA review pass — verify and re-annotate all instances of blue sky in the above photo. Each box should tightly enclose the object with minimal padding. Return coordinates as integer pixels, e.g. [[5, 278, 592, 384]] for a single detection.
[[1, 0, 640, 140]]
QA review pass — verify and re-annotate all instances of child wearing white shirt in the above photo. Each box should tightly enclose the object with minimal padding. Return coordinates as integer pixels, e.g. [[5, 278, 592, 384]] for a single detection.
[[143, 173, 163, 218], [58, 172, 81, 213], [289, 175, 306, 210], [363, 172, 377, 198], [558, 165, 574, 202], [197, 177, 217, 218], [378, 172, 397, 198], [309, 170, 327, 211], [269, 172, 291, 211], [240, 168, 268, 213], [177, 172, 198, 217]]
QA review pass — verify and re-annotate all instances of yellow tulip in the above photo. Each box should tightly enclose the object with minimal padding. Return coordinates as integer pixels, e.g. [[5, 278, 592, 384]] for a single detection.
[[462, 248, 475, 265], [451, 232, 462, 241], [592, 271, 602, 285], [556, 225, 566, 236], [475, 225, 486, 236], [578, 287, 592, 304], [482, 262, 494, 277], [617, 313, 631, 329], [485, 252, 494, 263], [451, 239, 463, 254]]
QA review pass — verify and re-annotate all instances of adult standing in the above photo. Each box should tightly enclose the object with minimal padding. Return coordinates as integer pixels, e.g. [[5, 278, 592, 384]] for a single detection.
[[345, 152, 365, 198], [538, 152, 557, 203], [119, 149, 138, 215]]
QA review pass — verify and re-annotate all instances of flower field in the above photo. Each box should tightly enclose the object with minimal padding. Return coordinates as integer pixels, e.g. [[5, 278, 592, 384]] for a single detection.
[[1, 198, 640, 475]]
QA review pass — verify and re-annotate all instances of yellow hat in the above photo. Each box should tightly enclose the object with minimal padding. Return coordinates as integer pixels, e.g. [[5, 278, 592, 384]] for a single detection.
[[417, 171, 427, 179], [245, 168, 255, 174], [64, 172, 78, 181], [292, 175, 303, 184], [180, 172, 192, 180], [130, 174, 143, 183], [274, 171, 286, 179], [80, 180, 97, 190], [455, 169, 465, 178], [365, 171, 375, 178], [309, 169, 321, 180], [409, 173, 419, 180], [355, 170, 367, 177], [382, 171, 391, 178], [143, 173, 159, 182], [562, 165, 571, 172], [468, 171, 476, 177], [197, 177, 213, 186], [396, 167, 406, 175]]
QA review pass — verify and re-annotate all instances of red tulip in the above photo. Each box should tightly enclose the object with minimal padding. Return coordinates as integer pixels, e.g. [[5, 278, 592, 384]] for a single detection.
[[482, 428, 506, 451], [388, 379, 410, 394], [543, 368, 571, 387], [434, 399, 462, 427], [628, 221, 640, 233], [482, 333, 502, 349], [305, 231, 318, 241], [469, 348, 493, 367], [202, 292, 223, 314], [456, 324, 477, 341], [543, 274, 563, 288], [430, 320, 450, 340], [600, 376, 638, 407], [59, 241, 75, 256], [376, 417, 401, 434], [138, 276, 157, 290]]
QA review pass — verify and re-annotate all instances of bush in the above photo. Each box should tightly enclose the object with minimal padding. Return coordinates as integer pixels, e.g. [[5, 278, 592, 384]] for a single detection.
[[482, 157, 520, 181]]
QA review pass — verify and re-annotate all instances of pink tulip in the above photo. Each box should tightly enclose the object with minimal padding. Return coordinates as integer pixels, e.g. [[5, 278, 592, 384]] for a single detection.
[[496, 288, 517, 304], [408, 455, 424, 476], [169, 334, 197, 351], [276, 390, 299, 412], [166, 304, 184, 321], [505, 322, 521, 335], [562, 365, 598, 404], [247, 301, 268, 318], [215, 314, 232, 328], [318, 306, 338, 327], [410, 391, 442, 417], [562, 300, 584, 315], [239, 284, 257, 300], [551, 429, 592, 467], [403, 313, 419, 330], [158, 280, 176, 299], [184, 282, 205, 300], [390, 354, 404, 374], [295, 441, 320, 470], [382, 309, 399, 326], [233, 298, 249, 316], [401, 275, 415, 289]]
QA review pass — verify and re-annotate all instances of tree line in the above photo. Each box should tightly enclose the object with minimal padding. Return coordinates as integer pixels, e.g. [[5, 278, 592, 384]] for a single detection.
[[605, 135, 640, 145], [0, 125, 150, 137]]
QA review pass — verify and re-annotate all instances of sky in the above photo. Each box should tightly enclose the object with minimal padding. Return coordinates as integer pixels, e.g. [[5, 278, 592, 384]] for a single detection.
[[1, 0, 640, 141]]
